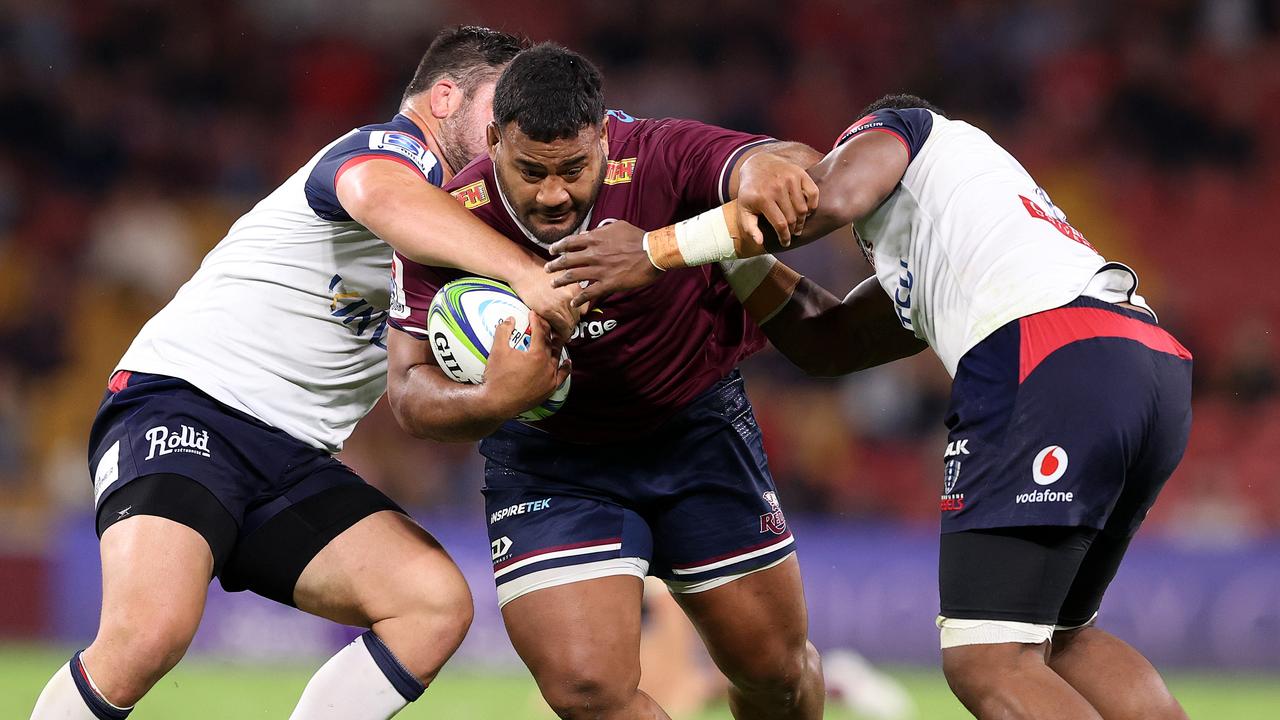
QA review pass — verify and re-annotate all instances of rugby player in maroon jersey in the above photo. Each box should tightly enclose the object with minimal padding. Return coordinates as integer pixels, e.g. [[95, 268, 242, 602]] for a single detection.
[[386, 44, 829, 720]]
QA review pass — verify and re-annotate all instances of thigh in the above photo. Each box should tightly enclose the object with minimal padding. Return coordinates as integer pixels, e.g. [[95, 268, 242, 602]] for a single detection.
[[501, 574, 646, 695], [672, 555, 808, 674], [938, 526, 1096, 626], [221, 462, 405, 608], [291, 509, 466, 628], [94, 514, 213, 652]]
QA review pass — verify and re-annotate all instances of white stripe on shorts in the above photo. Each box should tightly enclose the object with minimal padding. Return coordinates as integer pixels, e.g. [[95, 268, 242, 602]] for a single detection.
[[496, 557, 649, 608], [493, 541, 623, 580], [668, 534, 795, 576]]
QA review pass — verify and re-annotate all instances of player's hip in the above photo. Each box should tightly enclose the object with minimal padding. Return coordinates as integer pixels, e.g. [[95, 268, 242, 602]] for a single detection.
[[938, 297, 1193, 533], [88, 371, 348, 517], [478, 369, 769, 501]]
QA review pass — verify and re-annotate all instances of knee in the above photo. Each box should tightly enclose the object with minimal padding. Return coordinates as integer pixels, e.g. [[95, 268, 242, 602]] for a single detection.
[[539, 665, 641, 720], [398, 566, 474, 648], [88, 616, 197, 704], [722, 638, 818, 702]]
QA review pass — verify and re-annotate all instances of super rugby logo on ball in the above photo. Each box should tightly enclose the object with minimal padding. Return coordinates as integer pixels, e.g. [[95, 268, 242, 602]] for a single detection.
[[427, 277, 570, 421]]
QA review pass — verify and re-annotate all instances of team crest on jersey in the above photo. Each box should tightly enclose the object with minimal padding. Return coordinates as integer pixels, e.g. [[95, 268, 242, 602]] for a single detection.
[[368, 131, 438, 178], [759, 491, 787, 535], [943, 458, 962, 495], [604, 158, 637, 185], [451, 180, 490, 209]]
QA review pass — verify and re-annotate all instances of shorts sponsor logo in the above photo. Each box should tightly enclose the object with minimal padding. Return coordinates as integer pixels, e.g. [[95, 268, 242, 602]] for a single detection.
[[490, 498, 551, 524], [93, 440, 121, 505], [759, 491, 787, 535], [1032, 445, 1069, 485], [604, 157, 636, 185], [491, 536, 513, 562], [451, 180, 490, 209], [1015, 488, 1075, 504], [144, 425, 211, 460]]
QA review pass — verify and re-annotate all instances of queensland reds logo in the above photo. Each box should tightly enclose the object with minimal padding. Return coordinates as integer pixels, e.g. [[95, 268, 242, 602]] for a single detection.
[[759, 491, 786, 535], [1032, 446, 1069, 485]]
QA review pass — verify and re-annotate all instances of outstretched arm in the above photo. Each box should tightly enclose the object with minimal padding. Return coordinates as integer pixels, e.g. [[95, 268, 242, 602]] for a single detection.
[[338, 160, 580, 338], [545, 131, 907, 305], [722, 256, 927, 377]]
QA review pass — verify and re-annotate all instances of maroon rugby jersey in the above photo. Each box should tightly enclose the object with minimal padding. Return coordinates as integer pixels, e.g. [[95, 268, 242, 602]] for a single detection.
[[389, 111, 771, 442]]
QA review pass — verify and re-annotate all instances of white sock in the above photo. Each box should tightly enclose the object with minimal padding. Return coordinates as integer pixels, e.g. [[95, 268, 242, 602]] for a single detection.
[[289, 631, 425, 720], [31, 654, 132, 720]]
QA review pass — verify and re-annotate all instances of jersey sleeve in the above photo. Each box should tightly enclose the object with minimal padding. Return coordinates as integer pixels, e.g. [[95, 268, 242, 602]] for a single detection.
[[388, 251, 451, 338], [832, 108, 934, 160], [650, 118, 775, 209], [304, 129, 444, 221]]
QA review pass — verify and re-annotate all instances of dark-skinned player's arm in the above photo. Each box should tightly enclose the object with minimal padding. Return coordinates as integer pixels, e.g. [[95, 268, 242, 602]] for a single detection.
[[337, 159, 580, 338], [543, 141, 823, 305], [544, 131, 907, 307], [386, 312, 571, 443]]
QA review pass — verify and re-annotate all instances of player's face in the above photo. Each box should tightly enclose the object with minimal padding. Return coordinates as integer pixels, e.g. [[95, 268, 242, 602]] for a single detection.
[[438, 79, 499, 174], [488, 119, 609, 245]]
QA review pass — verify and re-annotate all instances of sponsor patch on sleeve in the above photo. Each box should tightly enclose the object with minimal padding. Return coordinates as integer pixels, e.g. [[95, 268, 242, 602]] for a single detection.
[[368, 131, 439, 178], [451, 180, 491, 209]]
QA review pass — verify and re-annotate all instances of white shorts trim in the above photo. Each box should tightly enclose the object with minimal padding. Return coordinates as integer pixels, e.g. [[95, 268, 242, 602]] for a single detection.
[[668, 534, 795, 576], [496, 557, 648, 608], [665, 553, 793, 595], [493, 541, 623, 580], [936, 616, 1055, 649]]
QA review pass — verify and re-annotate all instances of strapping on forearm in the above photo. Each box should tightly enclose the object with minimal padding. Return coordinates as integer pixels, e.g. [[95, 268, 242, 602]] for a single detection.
[[720, 255, 803, 324], [643, 201, 768, 270]]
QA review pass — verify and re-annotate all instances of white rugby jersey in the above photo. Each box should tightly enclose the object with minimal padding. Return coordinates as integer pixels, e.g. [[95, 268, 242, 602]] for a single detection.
[[837, 108, 1150, 376], [116, 115, 443, 452]]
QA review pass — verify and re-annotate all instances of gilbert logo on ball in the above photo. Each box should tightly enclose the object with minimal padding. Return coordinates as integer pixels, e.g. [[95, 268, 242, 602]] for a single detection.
[[426, 277, 570, 421], [1032, 445, 1069, 486]]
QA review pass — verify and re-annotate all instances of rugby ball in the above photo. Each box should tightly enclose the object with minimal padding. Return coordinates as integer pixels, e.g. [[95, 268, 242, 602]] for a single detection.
[[427, 277, 570, 421]]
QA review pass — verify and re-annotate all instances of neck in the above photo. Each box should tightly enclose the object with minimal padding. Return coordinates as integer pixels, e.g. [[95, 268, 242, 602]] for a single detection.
[[400, 104, 456, 181]]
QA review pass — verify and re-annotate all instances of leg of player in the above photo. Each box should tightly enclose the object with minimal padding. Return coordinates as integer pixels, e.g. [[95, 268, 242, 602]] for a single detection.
[[1049, 626, 1188, 719], [941, 642, 1101, 720], [289, 510, 474, 720], [501, 575, 671, 720], [674, 556, 824, 720], [30, 515, 213, 719]]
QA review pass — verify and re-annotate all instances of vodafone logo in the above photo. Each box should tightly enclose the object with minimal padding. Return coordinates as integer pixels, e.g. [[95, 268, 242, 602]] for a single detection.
[[1032, 446, 1069, 485]]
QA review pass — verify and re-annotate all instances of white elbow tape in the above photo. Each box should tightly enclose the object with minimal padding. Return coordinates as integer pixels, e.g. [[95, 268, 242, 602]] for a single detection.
[[936, 616, 1055, 649]]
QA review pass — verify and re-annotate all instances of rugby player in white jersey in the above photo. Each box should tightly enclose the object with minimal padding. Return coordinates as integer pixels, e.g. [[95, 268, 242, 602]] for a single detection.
[[550, 94, 1193, 720], [30, 26, 579, 720]]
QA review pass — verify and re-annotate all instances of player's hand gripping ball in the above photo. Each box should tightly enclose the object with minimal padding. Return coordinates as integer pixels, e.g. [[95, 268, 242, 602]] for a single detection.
[[427, 277, 571, 421]]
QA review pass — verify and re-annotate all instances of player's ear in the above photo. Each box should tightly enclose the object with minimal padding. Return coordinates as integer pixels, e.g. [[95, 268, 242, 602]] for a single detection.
[[429, 79, 461, 120], [597, 115, 609, 156], [487, 122, 501, 159]]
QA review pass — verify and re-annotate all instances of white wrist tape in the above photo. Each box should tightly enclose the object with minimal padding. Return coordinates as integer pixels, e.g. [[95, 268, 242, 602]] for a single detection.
[[674, 206, 737, 265]]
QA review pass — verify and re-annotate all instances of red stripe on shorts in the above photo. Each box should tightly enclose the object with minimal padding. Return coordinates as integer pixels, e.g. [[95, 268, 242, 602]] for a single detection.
[[107, 370, 132, 393], [1018, 307, 1191, 384]]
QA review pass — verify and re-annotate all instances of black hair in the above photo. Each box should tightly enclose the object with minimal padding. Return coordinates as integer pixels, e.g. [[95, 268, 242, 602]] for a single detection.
[[492, 43, 605, 142], [856, 93, 946, 119], [402, 26, 530, 103]]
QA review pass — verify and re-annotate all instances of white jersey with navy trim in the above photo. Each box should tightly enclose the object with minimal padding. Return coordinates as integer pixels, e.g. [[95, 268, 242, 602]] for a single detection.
[[838, 108, 1149, 376], [116, 115, 443, 452]]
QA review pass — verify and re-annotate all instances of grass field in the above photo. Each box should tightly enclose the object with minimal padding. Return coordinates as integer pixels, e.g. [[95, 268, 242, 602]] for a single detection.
[[4, 646, 1278, 718]]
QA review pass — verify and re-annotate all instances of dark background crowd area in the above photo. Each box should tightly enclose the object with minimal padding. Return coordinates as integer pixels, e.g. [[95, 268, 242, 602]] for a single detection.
[[1, 0, 1278, 548]]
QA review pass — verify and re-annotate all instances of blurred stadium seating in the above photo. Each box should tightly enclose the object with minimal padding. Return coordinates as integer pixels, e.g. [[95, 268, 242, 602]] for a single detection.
[[0, 0, 1277, 672]]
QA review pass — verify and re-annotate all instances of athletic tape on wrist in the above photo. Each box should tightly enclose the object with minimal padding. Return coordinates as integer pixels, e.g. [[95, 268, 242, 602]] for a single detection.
[[645, 201, 767, 270]]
